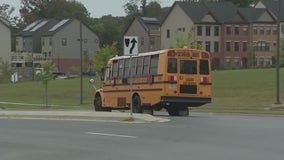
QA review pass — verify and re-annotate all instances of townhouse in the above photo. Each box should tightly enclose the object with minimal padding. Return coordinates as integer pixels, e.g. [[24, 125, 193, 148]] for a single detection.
[[124, 16, 161, 53], [0, 17, 11, 63], [12, 18, 99, 74]]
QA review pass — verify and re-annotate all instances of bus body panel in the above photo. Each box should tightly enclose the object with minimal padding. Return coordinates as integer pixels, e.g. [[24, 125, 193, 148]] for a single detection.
[[94, 48, 212, 110]]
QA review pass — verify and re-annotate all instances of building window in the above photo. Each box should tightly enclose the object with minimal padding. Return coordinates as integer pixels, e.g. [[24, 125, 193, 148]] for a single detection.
[[234, 27, 239, 35], [243, 27, 248, 35], [266, 27, 271, 35], [206, 26, 211, 36], [214, 26, 219, 36], [141, 37, 144, 45], [242, 42, 247, 52], [234, 42, 239, 52], [150, 37, 155, 45], [205, 41, 210, 52], [226, 42, 231, 51], [260, 27, 264, 35], [254, 41, 270, 51], [225, 58, 231, 66], [214, 41, 219, 52], [197, 26, 202, 36], [253, 27, 258, 35], [234, 58, 239, 66], [178, 27, 185, 32], [273, 27, 277, 35], [226, 26, 231, 35], [49, 38, 52, 46], [62, 38, 67, 46], [167, 29, 170, 38], [42, 39, 45, 46]]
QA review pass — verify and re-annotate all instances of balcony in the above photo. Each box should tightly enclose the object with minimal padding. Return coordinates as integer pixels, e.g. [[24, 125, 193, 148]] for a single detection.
[[11, 52, 51, 65]]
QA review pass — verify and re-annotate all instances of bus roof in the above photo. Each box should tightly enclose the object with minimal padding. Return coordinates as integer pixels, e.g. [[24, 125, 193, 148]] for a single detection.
[[109, 48, 207, 61], [110, 49, 168, 61]]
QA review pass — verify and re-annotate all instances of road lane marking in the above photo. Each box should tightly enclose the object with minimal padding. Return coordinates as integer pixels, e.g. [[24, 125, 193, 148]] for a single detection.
[[85, 132, 138, 139]]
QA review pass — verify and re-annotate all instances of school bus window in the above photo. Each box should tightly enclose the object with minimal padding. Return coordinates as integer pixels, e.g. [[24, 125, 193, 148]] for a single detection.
[[168, 58, 177, 73], [150, 55, 158, 74], [180, 60, 197, 74], [105, 65, 111, 80], [131, 57, 137, 76], [200, 60, 209, 75], [118, 59, 124, 77], [136, 57, 143, 76], [143, 56, 149, 76], [124, 59, 129, 77], [112, 60, 118, 77]]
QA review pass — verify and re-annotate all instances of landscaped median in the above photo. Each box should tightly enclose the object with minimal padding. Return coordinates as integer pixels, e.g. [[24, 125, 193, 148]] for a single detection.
[[0, 110, 170, 123]]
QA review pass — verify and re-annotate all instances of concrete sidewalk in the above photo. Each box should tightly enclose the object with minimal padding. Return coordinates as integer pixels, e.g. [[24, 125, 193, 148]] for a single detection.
[[0, 110, 169, 123]]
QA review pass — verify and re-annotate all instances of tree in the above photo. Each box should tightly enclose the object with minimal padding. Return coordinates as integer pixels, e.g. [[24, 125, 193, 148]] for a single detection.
[[92, 15, 126, 54], [93, 42, 118, 74], [20, 0, 91, 25], [172, 27, 202, 49], [247, 44, 255, 68], [38, 62, 54, 108], [0, 58, 11, 83]]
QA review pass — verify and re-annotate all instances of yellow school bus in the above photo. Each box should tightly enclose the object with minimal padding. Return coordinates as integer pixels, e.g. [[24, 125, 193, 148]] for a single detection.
[[92, 48, 212, 116]]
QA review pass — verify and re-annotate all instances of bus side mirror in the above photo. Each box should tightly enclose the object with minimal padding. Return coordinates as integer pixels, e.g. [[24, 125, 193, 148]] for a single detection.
[[89, 78, 95, 84], [89, 78, 96, 89]]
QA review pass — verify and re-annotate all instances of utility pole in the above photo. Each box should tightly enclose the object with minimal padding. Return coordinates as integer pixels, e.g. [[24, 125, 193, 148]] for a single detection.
[[80, 22, 83, 105], [273, 0, 283, 107]]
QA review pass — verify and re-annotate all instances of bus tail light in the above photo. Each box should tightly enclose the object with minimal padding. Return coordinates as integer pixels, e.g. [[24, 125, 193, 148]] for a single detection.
[[201, 52, 209, 59], [200, 77, 209, 83], [167, 50, 175, 56], [168, 75, 176, 81]]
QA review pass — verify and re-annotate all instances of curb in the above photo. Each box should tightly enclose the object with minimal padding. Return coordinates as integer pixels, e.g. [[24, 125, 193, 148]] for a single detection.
[[0, 110, 170, 123]]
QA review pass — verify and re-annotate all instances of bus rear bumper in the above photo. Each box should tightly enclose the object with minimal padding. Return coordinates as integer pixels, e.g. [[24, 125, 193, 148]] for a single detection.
[[160, 96, 211, 107]]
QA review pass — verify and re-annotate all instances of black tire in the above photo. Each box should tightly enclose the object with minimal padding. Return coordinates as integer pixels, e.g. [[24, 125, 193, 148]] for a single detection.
[[178, 107, 189, 116], [167, 107, 179, 116], [142, 106, 154, 115], [132, 95, 142, 113], [94, 95, 111, 112], [167, 107, 189, 116], [94, 94, 103, 111]]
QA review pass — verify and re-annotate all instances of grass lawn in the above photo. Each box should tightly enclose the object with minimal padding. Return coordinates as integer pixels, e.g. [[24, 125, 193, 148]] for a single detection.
[[192, 68, 284, 115], [0, 68, 284, 115], [0, 76, 98, 110]]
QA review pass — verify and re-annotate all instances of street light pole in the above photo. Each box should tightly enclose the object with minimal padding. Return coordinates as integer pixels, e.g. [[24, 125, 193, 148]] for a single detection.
[[273, 0, 283, 107], [80, 22, 83, 105]]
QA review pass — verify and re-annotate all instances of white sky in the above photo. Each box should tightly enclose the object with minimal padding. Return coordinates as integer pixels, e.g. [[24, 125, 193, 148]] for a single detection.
[[1, 0, 176, 18]]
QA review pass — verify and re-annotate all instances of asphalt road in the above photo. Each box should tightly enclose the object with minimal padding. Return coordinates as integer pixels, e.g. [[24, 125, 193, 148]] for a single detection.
[[1, 113, 284, 160]]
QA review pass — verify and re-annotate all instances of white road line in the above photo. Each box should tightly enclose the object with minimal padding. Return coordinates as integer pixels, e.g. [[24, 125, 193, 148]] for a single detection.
[[85, 132, 138, 139]]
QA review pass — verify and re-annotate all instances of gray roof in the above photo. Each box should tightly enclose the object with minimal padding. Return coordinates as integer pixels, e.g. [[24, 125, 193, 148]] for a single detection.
[[174, 1, 238, 23], [138, 17, 161, 24], [165, 1, 276, 25], [258, 0, 284, 21], [17, 19, 59, 36], [238, 8, 275, 23], [0, 16, 10, 28], [42, 18, 74, 36]]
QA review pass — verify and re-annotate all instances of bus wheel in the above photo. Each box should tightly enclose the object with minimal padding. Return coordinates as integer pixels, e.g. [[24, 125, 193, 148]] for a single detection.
[[167, 107, 189, 116], [132, 95, 142, 113], [178, 107, 189, 116], [166, 107, 179, 116], [94, 95, 111, 112], [94, 95, 102, 111], [142, 106, 154, 115]]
